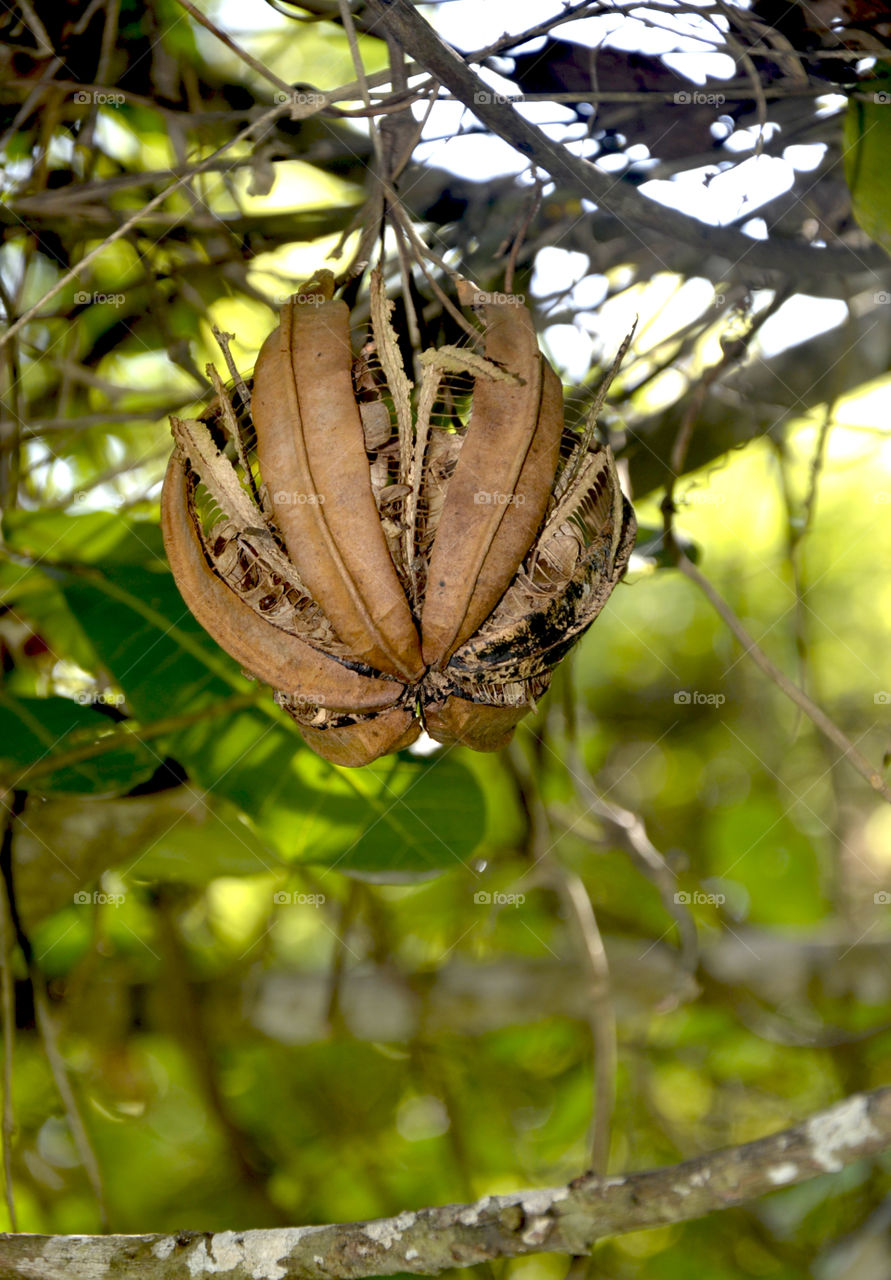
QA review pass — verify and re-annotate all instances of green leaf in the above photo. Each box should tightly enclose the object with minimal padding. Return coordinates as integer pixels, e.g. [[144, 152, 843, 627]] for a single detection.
[[844, 67, 891, 257], [293, 752, 487, 877], [3, 509, 166, 566], [52, 562, 240, 719], [0, 693, 156, 794], [0, 552, 98, 675], [127, 795, 283, 885], [13, 788, 281, 935], [45, 557, 485, 876]]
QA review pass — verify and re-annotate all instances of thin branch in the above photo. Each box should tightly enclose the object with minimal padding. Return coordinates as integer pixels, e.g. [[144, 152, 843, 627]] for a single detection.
[[170, 0, 294, 95], [676, 551, 891, 804], [556, 666, 698, 975], [365, 0, 890, 279], [0, 1088, 889, 1278], [0, 794, 20, 1231], [0, 91, 349, 352], [154, 896, 287, 1224], [386, 200, 480, 342], [550, 866, 616, 1175], [15, 0, 52, 54], [32, 985, 109, 1230], [1, 66, 425, 122], [438, 87, 829, 105], [548, 799, 698, 975], [712, 0, 769, 153], [2, 694, 261, 790], [466, 0, 617, 62], [0, 793, 107, 1228], [502, 177, 544, 295], [664, 285, 792, 505], [507, 744, 617, 1177]]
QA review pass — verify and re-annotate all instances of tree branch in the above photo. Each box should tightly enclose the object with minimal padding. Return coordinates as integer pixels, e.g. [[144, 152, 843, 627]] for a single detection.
[[675, 551, 891, 804], [366, 0, 890, 281], [1, 1088, 889, 1278]]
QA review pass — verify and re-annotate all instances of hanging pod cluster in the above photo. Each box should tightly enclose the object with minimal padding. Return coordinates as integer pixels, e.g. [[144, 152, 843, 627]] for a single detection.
[[161, 272, 636, 767]]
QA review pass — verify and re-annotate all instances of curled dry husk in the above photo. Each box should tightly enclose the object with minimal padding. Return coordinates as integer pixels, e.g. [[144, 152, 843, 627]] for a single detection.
[[161, 271, 636, 766]]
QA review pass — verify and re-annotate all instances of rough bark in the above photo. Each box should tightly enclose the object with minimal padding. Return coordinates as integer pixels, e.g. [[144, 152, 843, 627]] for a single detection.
[[1, 1088, 889, 1280]]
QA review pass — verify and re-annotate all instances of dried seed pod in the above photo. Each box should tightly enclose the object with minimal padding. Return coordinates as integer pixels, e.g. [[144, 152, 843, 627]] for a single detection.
[[445, 444, 637, 690], [161, 276, 636, 768], [161, 454, 404, 714], [252, 292, 424, 682], [420, 298, 564, 668], [424, 697, 528, 752], [293, 707, 420, 768]]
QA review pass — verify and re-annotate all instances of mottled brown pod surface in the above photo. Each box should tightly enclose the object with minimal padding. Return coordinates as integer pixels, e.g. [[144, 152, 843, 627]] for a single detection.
[[420, 301, 565, 667], [252, 296, 424, 682], [161, 275, 636, 766]]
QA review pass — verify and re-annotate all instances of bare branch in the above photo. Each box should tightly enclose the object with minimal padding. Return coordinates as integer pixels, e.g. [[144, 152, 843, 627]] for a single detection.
[[1, 1088, 889, 1278], [169, 0, 294, 95], [365, 0, 890, 280], [676, 552, 891, 804]]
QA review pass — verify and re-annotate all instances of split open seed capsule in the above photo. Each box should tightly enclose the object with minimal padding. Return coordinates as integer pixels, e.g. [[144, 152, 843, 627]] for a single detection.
[[161, 276, 636, 766]]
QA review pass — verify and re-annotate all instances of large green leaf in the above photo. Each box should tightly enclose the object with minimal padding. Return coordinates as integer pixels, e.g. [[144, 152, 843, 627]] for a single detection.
[[288, 750, 487, 876], [844, 66, 891, 257], [13, 788, 280, 935], [1, 513, 169, 678], [39, 556, 485, 876], [0, 693, 156, 794], [3, 509, 167, 566]]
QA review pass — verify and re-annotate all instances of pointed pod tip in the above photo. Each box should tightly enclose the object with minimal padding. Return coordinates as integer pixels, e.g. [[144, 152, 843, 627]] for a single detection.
[[456, 277, 481, 308], [290, 268, 336, 306]]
